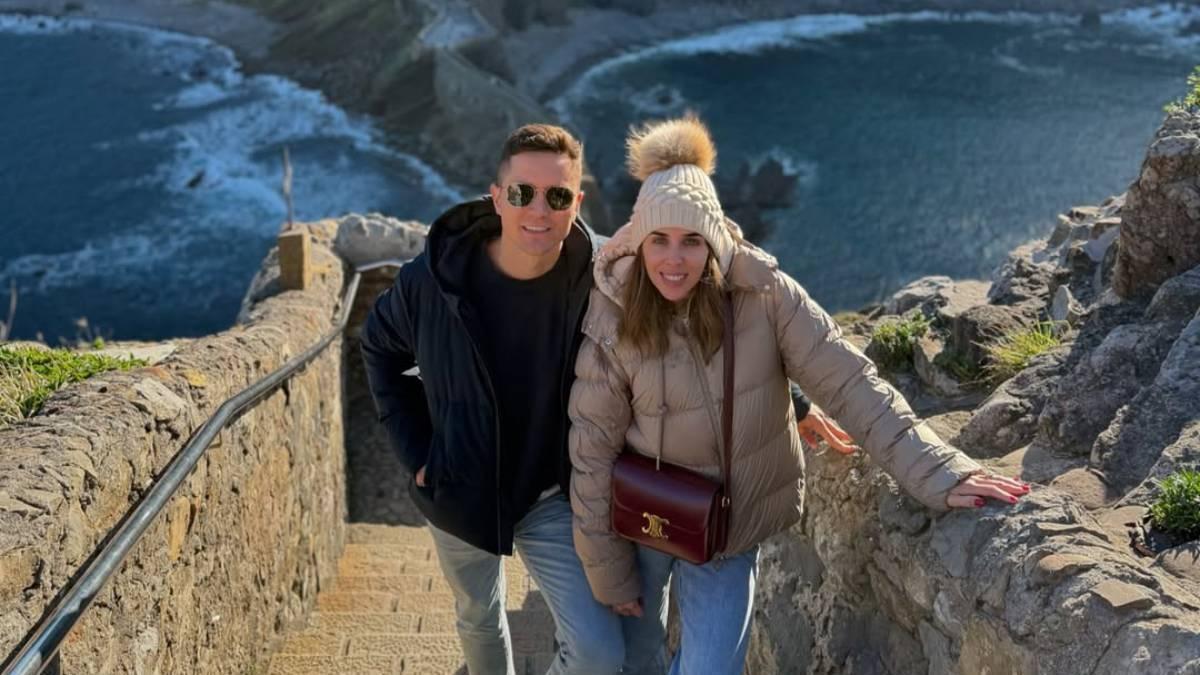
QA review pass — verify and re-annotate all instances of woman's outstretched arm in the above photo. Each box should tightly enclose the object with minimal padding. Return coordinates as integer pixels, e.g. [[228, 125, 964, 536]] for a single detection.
[[768, 271, 1026, 509]]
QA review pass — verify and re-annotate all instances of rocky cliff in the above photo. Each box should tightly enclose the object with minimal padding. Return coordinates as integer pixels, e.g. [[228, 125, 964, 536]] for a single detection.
[[745, 107, 1200, 674]]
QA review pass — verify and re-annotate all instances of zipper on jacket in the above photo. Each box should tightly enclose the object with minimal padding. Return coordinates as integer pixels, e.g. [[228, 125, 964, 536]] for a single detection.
[[455, 307, 506, 554], [558, 284, 589, 460]]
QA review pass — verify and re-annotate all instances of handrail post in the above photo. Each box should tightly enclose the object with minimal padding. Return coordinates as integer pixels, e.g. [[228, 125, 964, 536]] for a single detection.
[[277, 229, 311, 291]]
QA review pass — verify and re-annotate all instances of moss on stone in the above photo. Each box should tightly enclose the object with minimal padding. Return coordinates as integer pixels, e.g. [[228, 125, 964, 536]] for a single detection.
[[0, 345, 146, 428]]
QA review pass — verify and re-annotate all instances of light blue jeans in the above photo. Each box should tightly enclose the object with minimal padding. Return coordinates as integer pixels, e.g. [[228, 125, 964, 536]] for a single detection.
[[429, 493, 668, 675], [637, 544, 760, 675]]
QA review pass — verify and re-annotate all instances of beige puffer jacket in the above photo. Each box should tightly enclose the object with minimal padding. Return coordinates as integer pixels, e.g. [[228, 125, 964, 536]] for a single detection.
[[568, 240, 984, 606]]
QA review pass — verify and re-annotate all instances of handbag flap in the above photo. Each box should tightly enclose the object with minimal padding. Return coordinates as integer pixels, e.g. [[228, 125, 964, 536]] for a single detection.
[[611, 453, 720, 536]]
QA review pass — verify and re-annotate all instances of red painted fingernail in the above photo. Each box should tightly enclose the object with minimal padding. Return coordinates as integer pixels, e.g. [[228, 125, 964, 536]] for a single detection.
[[1009, 496, 1019, 504], [974, 498, 985, 507]]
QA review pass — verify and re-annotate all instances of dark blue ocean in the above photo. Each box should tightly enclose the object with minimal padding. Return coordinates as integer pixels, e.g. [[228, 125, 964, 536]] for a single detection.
[[555, 8, 1200, 311], [0, 15, 462, 341], [2, 8, 1199, 340]]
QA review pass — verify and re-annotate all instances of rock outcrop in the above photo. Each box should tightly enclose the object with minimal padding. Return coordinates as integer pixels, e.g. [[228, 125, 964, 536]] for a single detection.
[[1115, 109, 1200, 298], [761, 108, 1200, 674], [751, 454, 1200, 675]]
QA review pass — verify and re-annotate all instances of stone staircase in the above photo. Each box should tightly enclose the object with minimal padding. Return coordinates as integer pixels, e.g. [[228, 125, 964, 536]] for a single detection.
[[267, 523, 556, 674]]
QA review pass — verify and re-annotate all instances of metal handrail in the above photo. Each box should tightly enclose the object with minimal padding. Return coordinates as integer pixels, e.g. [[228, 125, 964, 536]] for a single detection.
[[2, 259, 408, 675]]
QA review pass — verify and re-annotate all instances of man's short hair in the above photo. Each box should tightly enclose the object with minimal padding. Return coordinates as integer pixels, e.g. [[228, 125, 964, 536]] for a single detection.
[[497, 124, 583, 182]]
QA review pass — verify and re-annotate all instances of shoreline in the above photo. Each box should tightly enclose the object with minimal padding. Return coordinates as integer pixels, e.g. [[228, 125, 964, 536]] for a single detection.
[[0, 0, 1181, 191], [500, 0, 1170, 104], [0, 0, 278, 60]]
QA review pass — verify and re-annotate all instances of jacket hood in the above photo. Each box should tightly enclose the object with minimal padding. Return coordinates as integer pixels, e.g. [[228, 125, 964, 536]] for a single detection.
[[426, 195, 597, 301], [592, 217, 780, 309]]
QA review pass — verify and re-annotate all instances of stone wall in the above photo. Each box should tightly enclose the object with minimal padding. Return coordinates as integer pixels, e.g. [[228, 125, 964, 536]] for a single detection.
[[0, 226, 350, 673]]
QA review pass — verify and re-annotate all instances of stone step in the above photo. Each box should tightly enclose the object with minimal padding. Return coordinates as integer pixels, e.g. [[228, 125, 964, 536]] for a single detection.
[[339, 544, 434, 565], [310, 612, 423, 634], [347, 523, 435, 545], [267, 524, 555, 674], [270, 631, 553, 672], [331, 573, 435, 593], [268, 654, 397, 675]]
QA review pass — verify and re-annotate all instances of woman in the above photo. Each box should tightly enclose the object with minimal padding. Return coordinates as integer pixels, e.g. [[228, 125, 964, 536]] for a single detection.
[[567, 116, 1027, 674]]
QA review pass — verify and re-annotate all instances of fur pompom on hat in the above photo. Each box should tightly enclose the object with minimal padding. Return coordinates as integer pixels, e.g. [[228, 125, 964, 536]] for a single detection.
[[626, 116, 717, 180], [625, 115, 734, 273]]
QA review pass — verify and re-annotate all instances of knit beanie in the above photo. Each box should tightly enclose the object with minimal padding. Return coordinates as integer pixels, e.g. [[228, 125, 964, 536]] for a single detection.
[[625, 116, 734, 273]]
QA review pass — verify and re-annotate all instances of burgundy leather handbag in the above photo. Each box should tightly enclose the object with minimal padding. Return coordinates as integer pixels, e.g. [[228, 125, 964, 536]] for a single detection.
[[609, 293, 734, 565]]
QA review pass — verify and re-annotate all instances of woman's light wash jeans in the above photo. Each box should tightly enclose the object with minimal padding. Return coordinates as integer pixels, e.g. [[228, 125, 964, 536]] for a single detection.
[[637, 544, 760, 675]]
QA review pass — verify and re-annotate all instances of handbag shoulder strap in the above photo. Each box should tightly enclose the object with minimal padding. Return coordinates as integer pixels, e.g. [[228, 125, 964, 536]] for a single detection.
[[721, 291, 735, 506]]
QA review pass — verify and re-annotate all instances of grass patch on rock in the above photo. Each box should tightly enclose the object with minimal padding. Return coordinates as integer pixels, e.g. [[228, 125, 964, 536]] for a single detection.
[[934, 349, 985, 386], [1164, 65, 1200, 114], [1149, 469, 1200, 543], [868, 314, 930, 372], [0, 345, 146, 428], [983, 322, 1062, 384]]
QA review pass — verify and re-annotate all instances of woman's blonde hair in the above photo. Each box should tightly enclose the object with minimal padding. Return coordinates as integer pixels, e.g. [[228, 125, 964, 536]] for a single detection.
[[618, 246, 728, 361]]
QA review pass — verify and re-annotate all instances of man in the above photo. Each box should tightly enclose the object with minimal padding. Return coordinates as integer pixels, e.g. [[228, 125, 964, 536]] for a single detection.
[[360, 124, 665, 675], [360, 124, 852, 674]]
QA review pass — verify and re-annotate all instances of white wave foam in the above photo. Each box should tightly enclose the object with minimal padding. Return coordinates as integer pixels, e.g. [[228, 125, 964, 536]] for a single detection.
[[1104, 5, 1200, 52], [657, 14, 872, 56], [991, 51, 1064, 78], [157, 81, 233, 109], [558, 10, 1077, 101], [2, 14, 463, 302], [1106, 5, 1200, 33], [136, 68, 463, 225], [752, 148, 819, 190], [0, 13, 94, 34], [0, 233, 182, 293], [3, 11, 460, 213], [628, 83, 689, 116], [553, 5, 1200, 110], [1, 11, 234, 56]]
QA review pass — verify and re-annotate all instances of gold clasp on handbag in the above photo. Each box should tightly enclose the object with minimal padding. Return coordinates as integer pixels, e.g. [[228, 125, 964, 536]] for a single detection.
[[641, 512, 670, 539]]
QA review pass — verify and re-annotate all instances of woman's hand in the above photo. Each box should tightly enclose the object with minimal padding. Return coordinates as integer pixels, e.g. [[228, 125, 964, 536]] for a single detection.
[[797, 407, 858, 455], [946, 472, 1030, 508], [598, 222, 635, 261], [609, 599, 644, 617]]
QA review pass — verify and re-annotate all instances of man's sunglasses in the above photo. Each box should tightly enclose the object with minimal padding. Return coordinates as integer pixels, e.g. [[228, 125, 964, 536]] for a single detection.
[[505, 183, 576, 211]]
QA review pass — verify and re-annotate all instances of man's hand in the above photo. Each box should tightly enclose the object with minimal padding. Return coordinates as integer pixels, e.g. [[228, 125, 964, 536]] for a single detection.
[[415, 465, 427, 487], [609, 599, 643, 617], [946, 472, 1030, 508], [797, 407, 858, 455]]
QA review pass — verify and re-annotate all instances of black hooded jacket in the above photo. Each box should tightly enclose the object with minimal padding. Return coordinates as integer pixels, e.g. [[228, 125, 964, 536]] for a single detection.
[[360, 197, 597, 555]]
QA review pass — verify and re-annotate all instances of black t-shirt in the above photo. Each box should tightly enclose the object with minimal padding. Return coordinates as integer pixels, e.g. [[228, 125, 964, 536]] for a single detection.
[[468, 243, 571, 509]]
